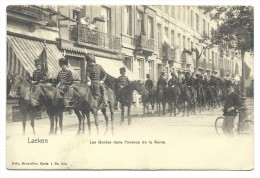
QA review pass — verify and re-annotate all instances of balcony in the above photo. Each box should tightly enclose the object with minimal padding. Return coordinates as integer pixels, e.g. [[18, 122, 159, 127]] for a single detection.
[[7, 5, 58, 27], [161, 43, 175, 62], [134, 34, 155, 56], [70, 25, 121, 52]]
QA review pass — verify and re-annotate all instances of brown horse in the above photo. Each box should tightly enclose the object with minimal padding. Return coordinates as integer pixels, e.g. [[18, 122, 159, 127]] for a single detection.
[[9, 75, 40, 134], [156, 85, 167, 116], [167, 84, 181, 117], [140, 84, 156, 116], [179, 83, 197, 116], [117, 80, 142, 125], [72, 82, 116, 134]]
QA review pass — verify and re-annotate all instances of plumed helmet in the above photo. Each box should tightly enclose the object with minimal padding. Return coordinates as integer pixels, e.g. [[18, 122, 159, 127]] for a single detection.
[[85, 54, 96, 63], [120, 67, 126, 74], [34, 58, 41, 66], [59, 58, 68, 67]]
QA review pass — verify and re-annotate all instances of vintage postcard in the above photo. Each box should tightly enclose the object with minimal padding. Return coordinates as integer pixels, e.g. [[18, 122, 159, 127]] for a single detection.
[[6, 4, 254, 170]]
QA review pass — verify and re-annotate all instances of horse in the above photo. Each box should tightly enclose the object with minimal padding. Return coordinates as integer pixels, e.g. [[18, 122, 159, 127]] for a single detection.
[[167, 84, 181, 117], [196, 85, 207, 113], [204, 85, 215, 110], [9, 75, 41, 134], [179, 83, 196, 116], [117, 80, 142, 125], [155, 85, 167, 116], [72, 82, 116, 134], [140, 85, 156, 116]]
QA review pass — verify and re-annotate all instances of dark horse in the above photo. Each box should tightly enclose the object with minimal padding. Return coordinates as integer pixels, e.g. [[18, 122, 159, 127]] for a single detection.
[[156, 85, 167, 116], [117, 80, 142, 125], [140, 84, 156, 116], [196, 85, 207, 113], [9, 75, 64, 134], [72, 82, 116, 135], [179, 83, 197, 116], [167, 84, 181, 117]]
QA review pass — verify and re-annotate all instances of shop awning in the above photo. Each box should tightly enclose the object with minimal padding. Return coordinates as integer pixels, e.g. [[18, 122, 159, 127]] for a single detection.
[[7, 34, 80, 80], [95, 57, 140, 81]]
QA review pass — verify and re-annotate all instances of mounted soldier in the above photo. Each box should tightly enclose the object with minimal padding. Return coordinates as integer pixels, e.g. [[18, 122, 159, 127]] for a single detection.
[[31, 58, 46, 85], [56, 57, 74, 107], [182, 72, 195, 96], [157, 72, 167, 89], [168, 72, 179, 88], [85, 54, 108, 107], [116, 67, 130, 103]]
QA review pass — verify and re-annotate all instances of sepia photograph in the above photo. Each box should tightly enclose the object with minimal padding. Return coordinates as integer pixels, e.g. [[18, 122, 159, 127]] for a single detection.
[[4, 2, 256, 172]]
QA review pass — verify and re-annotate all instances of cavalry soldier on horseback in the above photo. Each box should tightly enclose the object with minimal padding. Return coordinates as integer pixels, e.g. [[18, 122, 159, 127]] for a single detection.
[[157, 72, 167, 89], [56, 57, 74, 107], [31, 58, 47, 85], [116, 67, 129, 102], [168, 72, 179, 88], [182, 72, 195, 96], [85, 54, 108, 107], [145, 74, 153, 95]]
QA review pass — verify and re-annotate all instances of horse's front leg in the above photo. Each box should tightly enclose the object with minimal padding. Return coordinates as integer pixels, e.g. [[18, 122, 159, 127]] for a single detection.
[[54, 114, 58, 134], [93, 110, 99, 134], [48, 114, 54, 135], [109, 104, 114, 135], [101, 107, 109, 135], [74, 109, 82, 135], [127, 105, 131, 125], [143, 102, 146, 116], [22, 112, 26, 135], [30, 111, 36, 135], [86, 110, 91, 135], [120, 104, 124, 125]]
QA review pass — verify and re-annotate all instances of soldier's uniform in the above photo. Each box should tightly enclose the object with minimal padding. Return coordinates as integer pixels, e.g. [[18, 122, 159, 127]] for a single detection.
[[86, 54, 108, 106], [32, 59, 46, 85], [157, 72, 167, 89], [56, 58, 74, 107], [168, 73, 179, 87], [182, 72, 195, 96], [145, 74, 153, 94]]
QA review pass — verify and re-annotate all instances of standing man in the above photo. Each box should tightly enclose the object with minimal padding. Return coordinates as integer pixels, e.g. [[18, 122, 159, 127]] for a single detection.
[[222, 80, 241, 136], [85, 54, 108, 107], [116, 67, 129, 103]]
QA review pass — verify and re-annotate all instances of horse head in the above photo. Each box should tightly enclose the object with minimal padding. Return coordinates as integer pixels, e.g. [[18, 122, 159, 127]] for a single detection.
[[129, 80, 143, 94], [9, 74, 31, 99]]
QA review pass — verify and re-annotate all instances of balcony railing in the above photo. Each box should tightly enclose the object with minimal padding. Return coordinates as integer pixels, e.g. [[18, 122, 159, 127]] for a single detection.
[[134, 35, 155, 52], [7, 5, 58, 27], [70, 25, 121, 51]]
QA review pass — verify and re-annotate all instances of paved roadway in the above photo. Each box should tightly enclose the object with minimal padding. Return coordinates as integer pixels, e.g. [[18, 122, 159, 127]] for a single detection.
[[6, 98, 254, 170]]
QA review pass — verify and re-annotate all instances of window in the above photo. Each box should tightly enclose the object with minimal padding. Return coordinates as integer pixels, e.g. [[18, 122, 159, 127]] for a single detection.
[[177, 6, 181, 19], [101, 6, 111, 34], [72, 9, 81, 22], [171, 6, 175, 17], [138, 59, 144, 79], [124, 6, 132, 36], [182, 6, 186, 22], [183, 35, 186, 50], [137, 10, 144, 35], [215, 53, 218, 66], [196, 14, 199, 31], [177, 33, 181, 59], [157, 24, 162, 47], [187, 7, 190, 25], [123, 57, 132, 71], [148, 61, 154, 79], [208, 23, 210, 36], [187, 38, 190, 49], [203, 19, 206, 35], [164, 6, 169, 13], [164, 27, 169, 38], [147, 16, 154, 39], [203, 47, 206, 57], [191, 10, 194, 28], [208, 49, 210, 61], [171, 30, 175, 46]]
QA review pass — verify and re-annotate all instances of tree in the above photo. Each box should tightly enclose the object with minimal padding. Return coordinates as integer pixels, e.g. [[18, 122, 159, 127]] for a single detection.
[[199, 5, 254, 124]]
